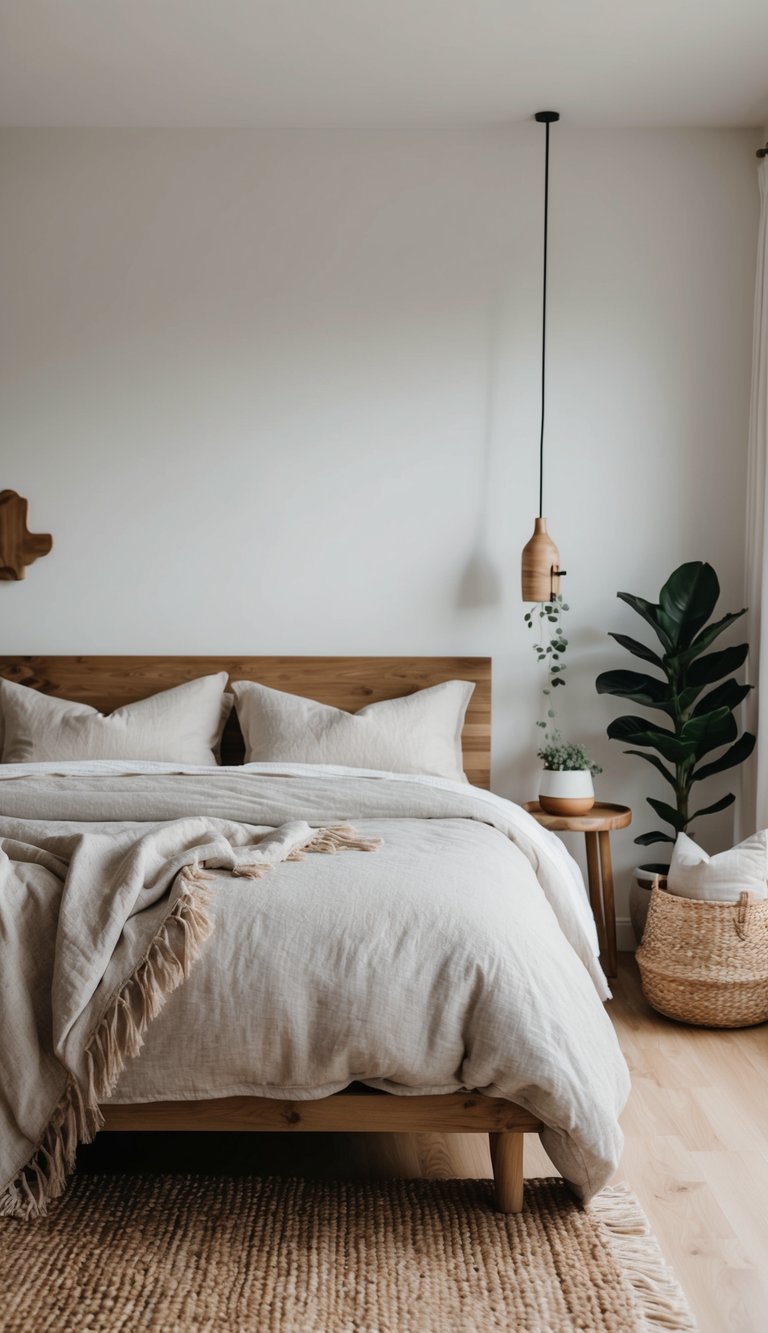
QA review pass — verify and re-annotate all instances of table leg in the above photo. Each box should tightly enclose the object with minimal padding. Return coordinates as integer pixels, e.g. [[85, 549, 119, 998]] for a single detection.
[[584, 831, 606, 959], [597, 830, 618, 979]]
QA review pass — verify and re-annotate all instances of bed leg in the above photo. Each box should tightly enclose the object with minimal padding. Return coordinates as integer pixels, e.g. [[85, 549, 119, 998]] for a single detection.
[[489, 1131, 524, 1213]]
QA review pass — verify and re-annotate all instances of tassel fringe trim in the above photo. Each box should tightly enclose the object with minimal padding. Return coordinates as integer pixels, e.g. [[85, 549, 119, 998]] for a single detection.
[[589, 1184, 698, 1331], [234, 824, 383, 875], [0, 877, 213, 1220], [289, 824, 383, 859]]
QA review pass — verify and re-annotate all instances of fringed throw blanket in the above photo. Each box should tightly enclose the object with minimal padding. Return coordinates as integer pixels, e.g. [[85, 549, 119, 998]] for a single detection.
[[0, 815, 380, 1218]]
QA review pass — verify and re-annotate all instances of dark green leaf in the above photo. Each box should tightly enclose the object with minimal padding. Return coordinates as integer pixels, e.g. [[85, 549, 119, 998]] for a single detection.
[[676, 685, 709, 713], [597, 671, 669, 703], [607, 632, 664, 668], [607, 715, 697, 762], [687, 643, 749, 688], [622, 749, 677, 789], [646, 797, 687, 832], [595, 669, 671, 711], [671, 609, 747, 667], [692, 731, 756, 782], [692, 678, 752, 717], [689, 793, 735, 820], [634, 831, 676, 846], [616, 591, 674, 651], [658, 562, 719, 649], [679, 708, 736, 758]]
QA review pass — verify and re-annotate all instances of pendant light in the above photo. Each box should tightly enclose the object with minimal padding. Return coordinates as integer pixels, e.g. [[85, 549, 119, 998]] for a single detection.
[[521, 110, 566, 602]]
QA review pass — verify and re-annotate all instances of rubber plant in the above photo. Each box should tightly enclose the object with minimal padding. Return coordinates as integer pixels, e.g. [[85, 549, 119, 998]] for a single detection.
[[595, 561, 755, 873]]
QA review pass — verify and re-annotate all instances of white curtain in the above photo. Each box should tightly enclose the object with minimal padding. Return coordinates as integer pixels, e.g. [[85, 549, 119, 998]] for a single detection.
[[742, 156, 768, 834]]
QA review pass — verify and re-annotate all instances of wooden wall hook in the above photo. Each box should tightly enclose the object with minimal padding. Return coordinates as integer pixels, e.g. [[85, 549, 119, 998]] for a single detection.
[[0, 491, 53, 581]]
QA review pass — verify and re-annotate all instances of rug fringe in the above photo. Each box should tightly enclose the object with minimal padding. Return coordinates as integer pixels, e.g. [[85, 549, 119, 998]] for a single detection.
[[589, 1184, 698, 1331], [0, 876, 213, 1220]]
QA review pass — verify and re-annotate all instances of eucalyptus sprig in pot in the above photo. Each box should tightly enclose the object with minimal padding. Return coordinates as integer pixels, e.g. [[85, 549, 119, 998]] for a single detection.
[[526, 595, 602, 815], [538, 737, 603, 816]]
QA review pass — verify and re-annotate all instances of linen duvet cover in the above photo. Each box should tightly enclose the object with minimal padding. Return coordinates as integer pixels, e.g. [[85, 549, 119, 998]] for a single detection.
[[0, 762, 630, 1217]]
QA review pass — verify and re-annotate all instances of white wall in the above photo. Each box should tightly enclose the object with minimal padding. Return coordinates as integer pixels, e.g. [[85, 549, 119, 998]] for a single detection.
[[0, 128, 759, 942]]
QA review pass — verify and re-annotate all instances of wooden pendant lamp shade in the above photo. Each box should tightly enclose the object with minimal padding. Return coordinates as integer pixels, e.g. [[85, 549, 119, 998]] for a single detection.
[[521, 111, 563, 603], [521, 517, 561, 602]]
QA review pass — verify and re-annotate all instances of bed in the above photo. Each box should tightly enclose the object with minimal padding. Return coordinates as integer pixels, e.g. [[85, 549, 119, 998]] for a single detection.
[[0, 655, 629, 1218]]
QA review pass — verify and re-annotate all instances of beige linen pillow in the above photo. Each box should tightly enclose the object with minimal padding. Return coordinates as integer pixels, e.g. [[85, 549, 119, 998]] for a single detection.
[[666, 830, 768, 903], [0, 673, 231, 765], [232, 679, 474, 782]]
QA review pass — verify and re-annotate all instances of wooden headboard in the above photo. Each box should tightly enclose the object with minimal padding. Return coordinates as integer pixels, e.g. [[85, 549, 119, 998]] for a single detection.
[[0, 656, 492, 788]]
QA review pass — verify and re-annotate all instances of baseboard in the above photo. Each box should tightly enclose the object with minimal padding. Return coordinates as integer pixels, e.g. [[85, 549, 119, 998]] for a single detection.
[[616, 918, 636, 952]]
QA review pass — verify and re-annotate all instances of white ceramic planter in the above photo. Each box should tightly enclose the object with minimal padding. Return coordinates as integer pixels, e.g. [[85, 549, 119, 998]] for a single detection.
[[538, 769, 595, 816]]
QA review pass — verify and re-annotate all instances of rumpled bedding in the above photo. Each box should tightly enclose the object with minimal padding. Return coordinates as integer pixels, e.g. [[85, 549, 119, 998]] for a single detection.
[[0, 762, 630, 1214]]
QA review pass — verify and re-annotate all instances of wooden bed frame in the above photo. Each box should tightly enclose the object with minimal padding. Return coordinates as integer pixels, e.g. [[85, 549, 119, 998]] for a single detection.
[[0, 654, 541, 1211]]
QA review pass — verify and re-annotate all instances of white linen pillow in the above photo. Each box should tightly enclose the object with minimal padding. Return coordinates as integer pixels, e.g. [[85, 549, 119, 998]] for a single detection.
[[0, 674, 231, 765], [232, 679, 474, 782], [666, 830, 768, 903]]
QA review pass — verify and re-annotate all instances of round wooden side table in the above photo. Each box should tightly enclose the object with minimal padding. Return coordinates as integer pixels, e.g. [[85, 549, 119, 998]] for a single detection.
[[522, 802, 632, 981]]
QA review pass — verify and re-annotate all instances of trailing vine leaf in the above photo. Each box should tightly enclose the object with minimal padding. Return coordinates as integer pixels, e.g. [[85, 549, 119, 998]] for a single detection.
[[526, 597, 599, 773]]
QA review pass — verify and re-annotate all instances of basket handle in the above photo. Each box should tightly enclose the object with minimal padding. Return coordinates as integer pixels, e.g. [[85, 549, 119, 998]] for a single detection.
[[735, 891, 752, 940]]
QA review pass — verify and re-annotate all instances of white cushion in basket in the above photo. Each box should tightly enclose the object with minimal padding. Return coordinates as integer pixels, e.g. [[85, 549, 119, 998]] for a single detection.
[[666, 831, 768, 903]]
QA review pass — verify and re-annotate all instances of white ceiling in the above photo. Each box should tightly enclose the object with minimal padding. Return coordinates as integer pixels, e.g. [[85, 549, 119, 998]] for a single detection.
[[1, 0, 767, 130]]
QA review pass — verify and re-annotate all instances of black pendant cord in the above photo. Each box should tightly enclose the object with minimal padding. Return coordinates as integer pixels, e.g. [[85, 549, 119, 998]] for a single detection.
[[534, 111, 559, 520], [538, 120, 550, 518]]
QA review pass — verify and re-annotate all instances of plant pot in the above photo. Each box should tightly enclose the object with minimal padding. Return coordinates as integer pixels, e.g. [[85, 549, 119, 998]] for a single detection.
[[538, 769, 595, 816], [630, 866, 670, 944]]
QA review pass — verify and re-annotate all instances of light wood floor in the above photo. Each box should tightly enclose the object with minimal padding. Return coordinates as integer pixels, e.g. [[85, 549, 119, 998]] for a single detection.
[[81, 955, 768, 1333]]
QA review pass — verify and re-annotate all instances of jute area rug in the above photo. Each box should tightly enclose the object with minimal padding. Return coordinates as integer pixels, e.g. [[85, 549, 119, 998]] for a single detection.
[[0, 1174, 696, 1333]]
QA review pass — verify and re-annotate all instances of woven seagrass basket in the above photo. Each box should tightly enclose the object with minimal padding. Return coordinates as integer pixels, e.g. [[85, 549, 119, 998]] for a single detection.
[[636, 877, 768, 1028]]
